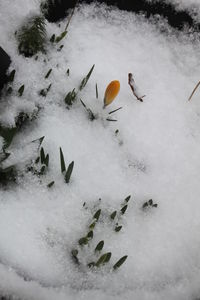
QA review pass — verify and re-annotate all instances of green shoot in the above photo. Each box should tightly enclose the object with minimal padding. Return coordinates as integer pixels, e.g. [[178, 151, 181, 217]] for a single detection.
[[57, 45, 64, 51], [89, 221, 96, 230], [39, 83, 52, 97], [124, 195, 131, 203], [59, 147, 66, 173], [50, 34, 55, 43], [65, 161, 74, 183], [95, 240, 104, 252], [95, 252, 111, 267], [113, 255, 128, 270], [110, 211, 117, 220], [18, 85, 25, 96], [79, 64, 95, 91], [64, 88, 77, 105], [87, 231, 93, 239], [40, 147, 45, 164], [47, 181, 54, 188], [96, 83, 98, 99], [115, 225, 122, 232], [44, 154, 49, 167], [71, 249, 79, 264], [45, 68, 52, 79], [6, 87, 13, 94], [7, 70, 16, 82], [121, 205, 128, 215], [79, 237, 88, 246], [93, 209, 101, 221]]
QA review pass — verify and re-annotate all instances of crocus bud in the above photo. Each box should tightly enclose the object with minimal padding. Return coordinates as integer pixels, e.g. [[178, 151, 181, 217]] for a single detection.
[[103, 80, 120, 108]]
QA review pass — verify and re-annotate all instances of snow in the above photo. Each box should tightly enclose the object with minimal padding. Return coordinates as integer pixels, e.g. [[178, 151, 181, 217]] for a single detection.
[[1, 0, 200, 299]]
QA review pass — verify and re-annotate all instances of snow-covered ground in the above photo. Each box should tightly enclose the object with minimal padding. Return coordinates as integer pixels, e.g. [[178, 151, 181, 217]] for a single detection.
[[1, 0, 200, 299]]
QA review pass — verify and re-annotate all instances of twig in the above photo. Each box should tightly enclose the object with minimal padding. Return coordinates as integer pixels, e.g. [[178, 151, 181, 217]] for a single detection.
[[188, 80, 200, 101], [65, 0, 79, 32], [128, 73, 145, 102]]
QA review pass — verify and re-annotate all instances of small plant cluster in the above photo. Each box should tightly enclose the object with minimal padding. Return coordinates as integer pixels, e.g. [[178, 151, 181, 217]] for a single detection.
[[0, 66, 42, 185], [71, 195, 131, 271], [64, 64, 95, 106], [0, 134, 44, 185], [17, 15, 47, 57], [142, 199, 158, 210], [0, 68, 41, 185], [32, 141, 49, 176], [30, 144, 74, 187], [6, 69, 26, 98], [16, 0, 71, 57], [65, 64, 122, 122]]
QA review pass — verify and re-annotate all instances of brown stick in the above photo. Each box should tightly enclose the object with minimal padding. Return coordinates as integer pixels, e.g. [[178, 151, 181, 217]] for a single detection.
[[188, 80, 200, 101], [128, 73, 145, 102]]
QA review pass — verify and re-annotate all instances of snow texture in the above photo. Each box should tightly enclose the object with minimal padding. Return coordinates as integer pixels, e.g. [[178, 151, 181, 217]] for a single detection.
[[0, 0, 200, 299]]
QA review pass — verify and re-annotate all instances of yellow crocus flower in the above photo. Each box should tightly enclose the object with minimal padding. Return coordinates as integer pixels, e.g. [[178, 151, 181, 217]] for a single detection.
[[103, 80, 120, 108]]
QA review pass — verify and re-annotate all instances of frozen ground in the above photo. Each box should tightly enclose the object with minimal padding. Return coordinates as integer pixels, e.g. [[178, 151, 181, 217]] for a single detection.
[[1, 0, 200, 299]]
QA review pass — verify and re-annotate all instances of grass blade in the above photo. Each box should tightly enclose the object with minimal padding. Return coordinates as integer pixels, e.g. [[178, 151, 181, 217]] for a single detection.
[[108, 107, 122, 115], [45, 68, 52, 79], [96, 83, 98, 99], [40, 147, 45, 164], [59, 147, 66, 173], [31, 136, 45, 149], [106, 118, 117, 122]]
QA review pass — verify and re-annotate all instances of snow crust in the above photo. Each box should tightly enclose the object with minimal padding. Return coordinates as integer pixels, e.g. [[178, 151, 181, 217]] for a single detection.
[[1, 0, 200, 299]]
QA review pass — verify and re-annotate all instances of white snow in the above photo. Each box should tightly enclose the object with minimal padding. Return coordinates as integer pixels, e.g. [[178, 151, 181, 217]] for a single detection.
[[1, 0, 200, 299]]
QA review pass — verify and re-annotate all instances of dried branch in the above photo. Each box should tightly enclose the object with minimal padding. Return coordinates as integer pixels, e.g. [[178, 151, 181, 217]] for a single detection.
[[128, 73, 145, 102], [188, 80, 200, 101]]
